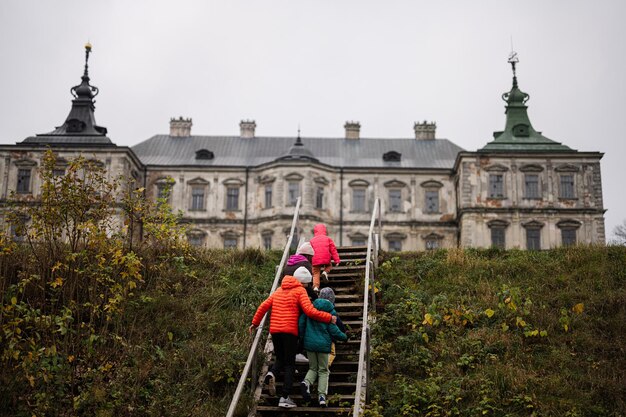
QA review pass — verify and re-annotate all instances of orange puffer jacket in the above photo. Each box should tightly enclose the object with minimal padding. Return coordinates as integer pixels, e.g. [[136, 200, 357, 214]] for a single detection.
[[251, 276, 332, 335]]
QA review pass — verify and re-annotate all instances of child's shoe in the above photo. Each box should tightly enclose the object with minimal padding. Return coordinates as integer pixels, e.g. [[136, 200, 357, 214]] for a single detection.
[[313, 287, 319, 295], [300, 381, 311, 403], [263, 371, 276, 396], [321, 271, 329, 282], [295, 353, 309, 363], [318, 394, 327, 407], [278, 396, 297, 408]]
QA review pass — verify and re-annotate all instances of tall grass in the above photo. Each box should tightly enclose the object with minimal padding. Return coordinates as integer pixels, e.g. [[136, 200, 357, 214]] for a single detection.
[[1, 247, 280, 417], [368, 245, 626, 417]]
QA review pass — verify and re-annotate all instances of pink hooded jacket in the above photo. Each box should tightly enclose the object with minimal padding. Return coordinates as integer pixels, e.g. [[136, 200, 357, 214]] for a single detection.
[[310, 224, 340, 266]]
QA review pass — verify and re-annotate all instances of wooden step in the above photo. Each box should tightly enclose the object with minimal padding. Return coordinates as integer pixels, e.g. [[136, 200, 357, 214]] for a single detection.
[[275, 381, 357, 392], [337, 251, 368, 257], [336, 245, 367, 252], [323, 279, 358, 286], [328, 271, 362, 278], [333, 302, 364, 308], [332, 265, 366, 271], [256, 405, 352, 415], [285, 371, 357, 382], [334, 294, 361, 300], [331, 286, 357, 294], [261, 394, 355, 401]]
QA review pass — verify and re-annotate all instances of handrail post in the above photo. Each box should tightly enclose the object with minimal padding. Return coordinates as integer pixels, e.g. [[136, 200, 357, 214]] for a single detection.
[[353, 198, 380, 417], [226, 197, 302, 417]]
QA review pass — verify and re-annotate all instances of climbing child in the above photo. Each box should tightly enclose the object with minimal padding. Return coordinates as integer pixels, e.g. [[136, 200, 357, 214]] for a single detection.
[[282, 241, 315, 290], [249, 267, 336, 409], [310, 223, 341, 294], [298, 287, 347, 407], [318, 287, 347, 367]]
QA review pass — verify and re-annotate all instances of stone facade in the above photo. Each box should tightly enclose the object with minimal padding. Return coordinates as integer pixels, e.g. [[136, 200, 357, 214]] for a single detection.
[[456, 154, 605, 249], [0, 47, 606, 251]]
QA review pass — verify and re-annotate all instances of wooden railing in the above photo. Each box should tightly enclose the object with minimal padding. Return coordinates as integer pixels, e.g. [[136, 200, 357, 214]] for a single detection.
[[353, 198, 381, 416], [225, 197, 302, 417]]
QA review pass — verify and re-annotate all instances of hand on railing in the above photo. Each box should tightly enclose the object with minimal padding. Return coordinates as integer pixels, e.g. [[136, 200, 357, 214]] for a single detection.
[[248, 324, 257, 335]]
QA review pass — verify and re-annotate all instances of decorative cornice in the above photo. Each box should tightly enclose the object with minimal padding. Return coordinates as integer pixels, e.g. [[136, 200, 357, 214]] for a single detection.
[[420, 180, 444, 189]]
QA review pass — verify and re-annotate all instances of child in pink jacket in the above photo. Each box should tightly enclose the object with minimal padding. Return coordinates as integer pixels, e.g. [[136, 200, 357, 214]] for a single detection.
[[309, 224, 340, 293]]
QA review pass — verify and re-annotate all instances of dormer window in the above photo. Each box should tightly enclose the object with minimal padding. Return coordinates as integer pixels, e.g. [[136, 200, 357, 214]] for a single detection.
[[196, 149, 214, 160], [383, 151, 401, 162]]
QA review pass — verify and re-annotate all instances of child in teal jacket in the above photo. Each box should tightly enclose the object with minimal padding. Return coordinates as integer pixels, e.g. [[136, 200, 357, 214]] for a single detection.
[[298, 288, 347, 407]]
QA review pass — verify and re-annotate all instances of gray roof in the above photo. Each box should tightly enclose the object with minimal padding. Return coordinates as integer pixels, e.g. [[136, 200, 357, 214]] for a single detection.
[[21, 135, 115, 146], [131, 135, 465, 169]]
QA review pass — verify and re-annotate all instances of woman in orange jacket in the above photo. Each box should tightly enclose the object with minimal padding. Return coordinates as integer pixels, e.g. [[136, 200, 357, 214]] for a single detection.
[[249, 267, 336, 408]]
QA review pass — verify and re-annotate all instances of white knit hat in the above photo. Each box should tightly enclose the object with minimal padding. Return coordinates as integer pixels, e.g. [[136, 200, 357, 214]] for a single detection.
[[293, 266, 312, 284], [297, 241, 315, 256]]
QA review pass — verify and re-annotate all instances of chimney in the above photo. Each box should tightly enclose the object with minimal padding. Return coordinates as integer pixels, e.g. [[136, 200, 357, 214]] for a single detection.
[[344, 121, 361, 140], [170, 117, 192, 137], [414, 120, 436, 140], [240, 120, 256, 138]]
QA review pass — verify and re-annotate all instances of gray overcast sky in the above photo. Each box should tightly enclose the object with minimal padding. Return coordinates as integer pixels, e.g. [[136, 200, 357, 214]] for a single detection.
[[1, 0, 624, 239]]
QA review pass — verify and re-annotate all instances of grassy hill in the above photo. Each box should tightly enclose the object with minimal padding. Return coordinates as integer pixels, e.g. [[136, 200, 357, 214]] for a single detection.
[[1, 246, 625, 416], [368, 246, 626, 417]]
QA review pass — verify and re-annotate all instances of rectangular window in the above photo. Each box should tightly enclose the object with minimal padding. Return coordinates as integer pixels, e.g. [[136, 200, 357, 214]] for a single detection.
[[188, 235, 204, 247], [491, 228, 505, 249], [191, 187, 205, 211], [224, 238, 237, 249], [526, 228, 541, 250], [264, 185, 272, 209], [425, 239, 439, 250], [10, 216, 27, 242], [562, 229, 577, 246], [352, 239, 366, 247], [425, 190, 439, 213], [53, 169, 66, 178], [226, 187, 239, 210], [489, 174, 504, 198], [315, 187, 324, 209], [560, 175, 575, 198], [16, 169, 31, 193], [156, 183, 170, 203], [263, 234, 272, 250], [389, 189, 402, 212], [524, 174, 540, 199], [352, 188, 366, 212], [288, 182, 300, 206], [388, 239, 402, 252]]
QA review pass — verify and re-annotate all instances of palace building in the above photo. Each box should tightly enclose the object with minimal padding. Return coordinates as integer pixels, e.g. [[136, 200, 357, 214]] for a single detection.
[[0, 46, 606, 251]]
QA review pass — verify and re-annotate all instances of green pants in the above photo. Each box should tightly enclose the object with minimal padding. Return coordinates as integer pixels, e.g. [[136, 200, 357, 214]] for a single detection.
[[304, 351, 330, 395]]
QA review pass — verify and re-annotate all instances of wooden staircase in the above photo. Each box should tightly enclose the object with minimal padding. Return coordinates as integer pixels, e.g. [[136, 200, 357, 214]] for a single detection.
[[253, 245, 369, 416]]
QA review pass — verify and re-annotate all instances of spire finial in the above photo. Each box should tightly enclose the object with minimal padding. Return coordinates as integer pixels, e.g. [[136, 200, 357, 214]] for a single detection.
[[295, 124, 303, 146], [508, 49, 519, 88], [83, 41, 92, 79], [71, 43, 99, 99]]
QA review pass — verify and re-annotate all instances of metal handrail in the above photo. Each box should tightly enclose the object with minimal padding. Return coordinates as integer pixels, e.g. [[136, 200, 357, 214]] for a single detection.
[[226, 197, 302, 417], [353, 198, 381, 416]]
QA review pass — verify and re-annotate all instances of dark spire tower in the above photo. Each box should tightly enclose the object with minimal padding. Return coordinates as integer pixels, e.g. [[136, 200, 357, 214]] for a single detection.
[[21, 43, 114, 146], [278, 126, 318, 161]]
